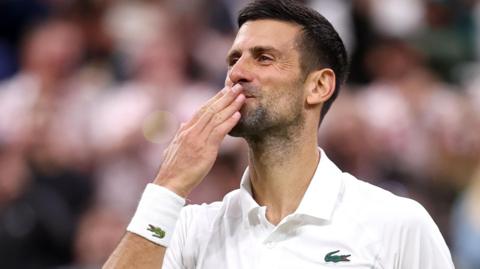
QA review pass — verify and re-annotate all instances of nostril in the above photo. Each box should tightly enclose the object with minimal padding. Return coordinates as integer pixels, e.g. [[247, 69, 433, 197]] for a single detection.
[[229, 77, 249, 85]]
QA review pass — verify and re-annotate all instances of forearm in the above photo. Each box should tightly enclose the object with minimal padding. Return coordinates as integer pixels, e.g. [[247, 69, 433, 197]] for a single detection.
[[103, 232, 166, 269]]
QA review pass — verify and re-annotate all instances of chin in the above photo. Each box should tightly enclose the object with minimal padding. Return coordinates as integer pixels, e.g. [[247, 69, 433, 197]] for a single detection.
[[228, 112, 254, 137], [228, 113, 265, 138], [228, 107, 267, 138]]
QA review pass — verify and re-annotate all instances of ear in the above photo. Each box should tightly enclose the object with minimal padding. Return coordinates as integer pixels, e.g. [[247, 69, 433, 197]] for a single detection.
[[305, 68, 336, 106]]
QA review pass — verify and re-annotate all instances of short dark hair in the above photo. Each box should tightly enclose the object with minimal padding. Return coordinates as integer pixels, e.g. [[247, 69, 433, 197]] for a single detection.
[[238, 0, 348, 121]]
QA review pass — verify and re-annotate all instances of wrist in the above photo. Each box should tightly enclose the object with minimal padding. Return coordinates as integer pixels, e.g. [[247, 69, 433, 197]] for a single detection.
[[153, 176, 191, 198], [127, 183, 185, 247]]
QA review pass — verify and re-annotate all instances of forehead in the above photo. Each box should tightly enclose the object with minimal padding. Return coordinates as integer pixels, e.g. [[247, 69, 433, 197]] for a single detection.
[[231, 19, 302, 51]]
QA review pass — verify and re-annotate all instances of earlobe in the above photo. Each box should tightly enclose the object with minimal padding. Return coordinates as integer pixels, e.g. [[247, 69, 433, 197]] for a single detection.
[[306, 68, 336, 105]]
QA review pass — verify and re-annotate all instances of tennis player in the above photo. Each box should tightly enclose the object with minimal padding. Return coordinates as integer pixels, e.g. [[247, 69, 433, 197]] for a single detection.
[[104, 0, 454, 268]]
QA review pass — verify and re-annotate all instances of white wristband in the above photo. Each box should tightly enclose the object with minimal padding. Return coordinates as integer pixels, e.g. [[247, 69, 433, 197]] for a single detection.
[[127, 183, 185, 247]]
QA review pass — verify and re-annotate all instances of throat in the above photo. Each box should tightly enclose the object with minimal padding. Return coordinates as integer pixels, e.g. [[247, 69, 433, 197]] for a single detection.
[[245, 118, 304, 166], [247, 142, 320, 226]]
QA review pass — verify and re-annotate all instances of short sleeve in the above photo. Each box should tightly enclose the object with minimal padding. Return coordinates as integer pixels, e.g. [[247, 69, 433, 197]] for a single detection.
[[395, 200, 454, 269], [162, 201, 223, 269], [163, 206, 190, 269]]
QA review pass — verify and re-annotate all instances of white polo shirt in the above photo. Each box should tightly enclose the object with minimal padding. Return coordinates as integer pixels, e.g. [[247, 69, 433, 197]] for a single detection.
[[163, 150, 454, 268]]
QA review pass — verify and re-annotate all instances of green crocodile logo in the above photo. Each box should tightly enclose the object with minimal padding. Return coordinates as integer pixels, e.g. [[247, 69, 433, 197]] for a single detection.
[[324, 250, 351, 263], [147, 224, 165, 239]]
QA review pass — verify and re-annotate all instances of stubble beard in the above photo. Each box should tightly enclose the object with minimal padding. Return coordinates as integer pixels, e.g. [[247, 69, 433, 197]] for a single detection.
[[228, 76, 306, 146], [228, 95, 305, 145], [228, 104, 268, 139]]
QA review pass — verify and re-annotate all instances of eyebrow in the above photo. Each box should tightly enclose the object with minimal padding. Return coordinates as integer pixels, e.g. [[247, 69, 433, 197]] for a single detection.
[[226, 46, 281, 64], [251, 45, 279, 55]]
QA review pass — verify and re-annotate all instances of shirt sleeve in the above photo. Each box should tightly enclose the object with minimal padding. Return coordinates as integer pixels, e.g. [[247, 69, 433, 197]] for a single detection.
[[395, 200, 455, 269], [162, 202, 221, 269], [163, 206, 190, 269]]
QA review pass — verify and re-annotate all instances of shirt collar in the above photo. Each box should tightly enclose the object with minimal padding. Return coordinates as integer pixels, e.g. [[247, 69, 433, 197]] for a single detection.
[[239, 167, 260, 216], [238, 148, 344, 222]]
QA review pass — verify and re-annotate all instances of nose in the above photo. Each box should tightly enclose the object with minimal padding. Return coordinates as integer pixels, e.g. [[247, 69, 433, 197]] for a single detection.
[[227, 57, 254, 85]]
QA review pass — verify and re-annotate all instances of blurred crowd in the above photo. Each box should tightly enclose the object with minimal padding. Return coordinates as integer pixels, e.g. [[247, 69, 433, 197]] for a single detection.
[[0, 0, 479, 268]]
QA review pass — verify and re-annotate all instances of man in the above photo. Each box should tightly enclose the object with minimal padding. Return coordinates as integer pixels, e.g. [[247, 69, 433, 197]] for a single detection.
[[104, 0, 454, 268]]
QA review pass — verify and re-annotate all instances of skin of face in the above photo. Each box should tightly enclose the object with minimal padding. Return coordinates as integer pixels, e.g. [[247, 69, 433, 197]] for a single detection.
[[226, 19, 308, 140]]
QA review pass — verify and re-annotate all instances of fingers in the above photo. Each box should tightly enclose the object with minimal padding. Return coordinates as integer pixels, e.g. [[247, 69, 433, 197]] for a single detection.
[[180, 86, 229, 130], [192, 84, 243, 132], [153, 83, 245, 198], [208, 112, 242, 145], [200, 93, 245, 136]]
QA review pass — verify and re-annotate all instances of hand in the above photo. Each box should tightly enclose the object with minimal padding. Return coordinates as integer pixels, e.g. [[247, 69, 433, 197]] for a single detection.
[[153, 84, 245, 197]]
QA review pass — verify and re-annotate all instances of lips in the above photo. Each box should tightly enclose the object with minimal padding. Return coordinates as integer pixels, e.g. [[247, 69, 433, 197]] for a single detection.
[[234, 83, 257, 98], [243, 92, 256, 98]]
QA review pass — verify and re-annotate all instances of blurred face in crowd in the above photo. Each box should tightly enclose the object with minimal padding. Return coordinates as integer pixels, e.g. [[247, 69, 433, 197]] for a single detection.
[[23, 20, 84, 78], [226, 20, 307, 139]]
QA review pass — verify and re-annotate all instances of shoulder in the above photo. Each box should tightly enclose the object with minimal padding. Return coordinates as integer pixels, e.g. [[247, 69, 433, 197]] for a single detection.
[[341, 174, 453, 268], [342, 173, 431, 227], [340, 173, 446, 246]]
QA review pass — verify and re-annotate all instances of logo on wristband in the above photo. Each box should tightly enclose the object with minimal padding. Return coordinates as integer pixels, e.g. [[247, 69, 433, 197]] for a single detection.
[[147, 224, 166, 239]]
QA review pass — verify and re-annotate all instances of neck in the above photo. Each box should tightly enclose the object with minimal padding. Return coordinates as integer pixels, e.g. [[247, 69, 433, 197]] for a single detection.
[[245, 128, 319, 225]]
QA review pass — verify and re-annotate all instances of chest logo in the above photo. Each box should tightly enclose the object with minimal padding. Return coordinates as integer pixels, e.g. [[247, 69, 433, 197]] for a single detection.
[[324, 250, 351, 263]]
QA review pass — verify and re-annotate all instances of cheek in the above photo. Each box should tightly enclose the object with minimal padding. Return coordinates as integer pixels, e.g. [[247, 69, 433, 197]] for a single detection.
[[270, 80, 304, 103], [262, 90, 299, 117], [259, 73, 305, 111]]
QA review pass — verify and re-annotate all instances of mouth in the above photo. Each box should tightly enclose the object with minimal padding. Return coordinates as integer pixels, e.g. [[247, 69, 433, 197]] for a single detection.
[[243, 91, 256, 99], [233, 83, 257, 99]]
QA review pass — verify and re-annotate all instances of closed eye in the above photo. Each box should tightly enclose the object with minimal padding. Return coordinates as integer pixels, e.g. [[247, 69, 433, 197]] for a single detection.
[[228, 57, 239, 67], [226, 51, 241, 67], [258, 55, 273, 62]]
